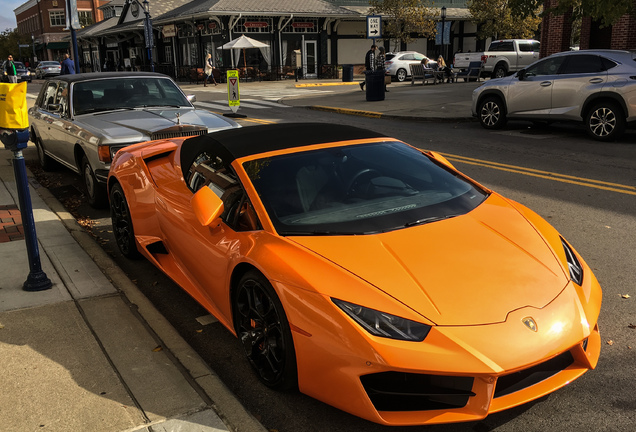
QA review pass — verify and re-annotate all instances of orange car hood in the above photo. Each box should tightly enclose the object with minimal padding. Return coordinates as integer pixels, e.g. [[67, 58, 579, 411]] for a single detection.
[[288, 194, 568, 326]]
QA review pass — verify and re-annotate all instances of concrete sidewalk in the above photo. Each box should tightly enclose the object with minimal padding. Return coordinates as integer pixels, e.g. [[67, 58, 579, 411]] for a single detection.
[[0, 146, 266, 431]]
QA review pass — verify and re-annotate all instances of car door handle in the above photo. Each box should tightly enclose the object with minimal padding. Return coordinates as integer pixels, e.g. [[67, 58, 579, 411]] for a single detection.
[[589, 78, 604, 84], [540, 81, 552, 87]]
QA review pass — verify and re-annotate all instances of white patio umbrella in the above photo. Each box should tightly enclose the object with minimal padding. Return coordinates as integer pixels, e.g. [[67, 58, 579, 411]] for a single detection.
[[218, 35, 270, 70]]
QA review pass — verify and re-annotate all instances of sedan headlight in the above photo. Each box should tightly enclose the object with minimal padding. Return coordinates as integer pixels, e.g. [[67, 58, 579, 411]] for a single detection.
[[561, 237, 583, 285], [332, 298, 431, 342]]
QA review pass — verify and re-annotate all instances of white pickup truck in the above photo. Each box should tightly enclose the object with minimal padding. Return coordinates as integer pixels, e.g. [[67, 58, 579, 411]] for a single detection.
[[453, 39, 540, 79]]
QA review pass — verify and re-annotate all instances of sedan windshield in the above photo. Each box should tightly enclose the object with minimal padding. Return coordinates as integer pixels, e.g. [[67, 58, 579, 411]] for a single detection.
[[72, 77, 191, 115], [244, 141, 488, 235]]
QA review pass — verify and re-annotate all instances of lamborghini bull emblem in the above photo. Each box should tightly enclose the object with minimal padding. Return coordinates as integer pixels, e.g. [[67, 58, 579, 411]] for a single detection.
[[522, 317, 538, 332]]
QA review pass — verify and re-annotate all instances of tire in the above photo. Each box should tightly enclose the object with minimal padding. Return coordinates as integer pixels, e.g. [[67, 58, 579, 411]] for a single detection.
[[585, 102, 625, 142], [478, 96, 507, 130], [81, 155, 108, 208], [109, 183, 141, 259], [33, 132, 56, 171], [493, 64, 508, 79], [396, 68, 407, 82], [233, 270, 297, 390]]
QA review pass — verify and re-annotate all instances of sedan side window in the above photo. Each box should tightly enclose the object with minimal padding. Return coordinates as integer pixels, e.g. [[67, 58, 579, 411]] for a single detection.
[[525, 57, 566, 77], [560, 55, 607, 74], [55, 82, 69, 117], [42, 82, 58, 110]]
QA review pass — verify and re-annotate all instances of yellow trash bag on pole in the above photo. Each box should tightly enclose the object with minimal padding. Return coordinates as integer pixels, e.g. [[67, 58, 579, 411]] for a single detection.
[[0, 82, 29, 130]]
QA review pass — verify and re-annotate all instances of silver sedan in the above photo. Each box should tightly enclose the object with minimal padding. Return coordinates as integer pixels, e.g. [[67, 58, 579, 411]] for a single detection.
[[28, 72, 240, 207]]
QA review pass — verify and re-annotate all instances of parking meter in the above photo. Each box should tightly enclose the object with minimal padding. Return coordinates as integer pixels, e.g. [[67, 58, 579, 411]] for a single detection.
[[0, 82, 52, 291]]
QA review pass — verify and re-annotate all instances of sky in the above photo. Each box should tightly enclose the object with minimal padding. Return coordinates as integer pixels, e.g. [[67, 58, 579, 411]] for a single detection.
[[2, 1, 26, 32]]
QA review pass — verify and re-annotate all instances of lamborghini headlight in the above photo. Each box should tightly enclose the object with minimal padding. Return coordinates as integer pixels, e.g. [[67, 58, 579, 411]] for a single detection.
[[332, 298, 431, 342], [561, 237, 583, 285]]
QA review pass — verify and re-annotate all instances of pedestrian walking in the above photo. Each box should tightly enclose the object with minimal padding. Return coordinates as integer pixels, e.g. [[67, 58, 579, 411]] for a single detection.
[[376, 46, 389, 92], [3, 55, 18, 83], [359, 44, 376, 91], [204, 53, 217, 86], [61, 53, 76, 75]]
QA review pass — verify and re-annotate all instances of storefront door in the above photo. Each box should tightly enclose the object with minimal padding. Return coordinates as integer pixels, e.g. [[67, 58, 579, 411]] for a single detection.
[[303, 40, 317, 78]]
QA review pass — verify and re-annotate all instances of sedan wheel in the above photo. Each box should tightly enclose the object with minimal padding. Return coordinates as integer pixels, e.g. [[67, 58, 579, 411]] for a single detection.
[[109, 183, 141, 259], [81, 155, 108, 208], [34, 133, 56, 171], [586, 102, 625, 142], [396, 68, 407, 82], [478, 96, 507, 129], [234, 270, 297, 390]]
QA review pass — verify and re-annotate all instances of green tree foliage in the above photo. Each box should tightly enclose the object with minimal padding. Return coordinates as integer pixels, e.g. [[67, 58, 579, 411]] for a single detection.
[[0, 29, 35, 61], [369, 0, 438, 51], [509, 0, 633, 27], [467, 0, 542, 40]]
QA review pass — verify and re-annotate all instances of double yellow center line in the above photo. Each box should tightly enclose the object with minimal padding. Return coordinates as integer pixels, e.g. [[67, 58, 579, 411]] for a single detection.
[[440, 152, 636, 196]]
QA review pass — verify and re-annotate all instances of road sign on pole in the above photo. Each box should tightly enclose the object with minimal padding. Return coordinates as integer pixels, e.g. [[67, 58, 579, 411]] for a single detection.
[[366, 15, 382, 39], [224, 70, 246, 118]]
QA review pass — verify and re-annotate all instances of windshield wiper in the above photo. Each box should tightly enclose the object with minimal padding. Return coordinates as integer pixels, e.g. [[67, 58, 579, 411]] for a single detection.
[[93, 107, 136, 115], [404, 214, 461, 228]]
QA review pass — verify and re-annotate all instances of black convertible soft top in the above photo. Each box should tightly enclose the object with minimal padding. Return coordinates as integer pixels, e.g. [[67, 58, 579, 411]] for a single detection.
[[179, 123, 387, 179]]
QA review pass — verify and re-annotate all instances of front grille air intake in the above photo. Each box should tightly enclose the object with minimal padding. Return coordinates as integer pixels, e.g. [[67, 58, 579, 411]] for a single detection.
[[361, 372, 475, 412]]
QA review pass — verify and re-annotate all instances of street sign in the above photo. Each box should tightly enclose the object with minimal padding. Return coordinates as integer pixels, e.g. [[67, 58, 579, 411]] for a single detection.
[[366, 15, 382, 39], [227, 70, 240, 114], [18, 44, 30, 48]]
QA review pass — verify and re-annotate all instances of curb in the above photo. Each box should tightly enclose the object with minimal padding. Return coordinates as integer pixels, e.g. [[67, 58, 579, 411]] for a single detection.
[[32, 178, 267, 432], [294, 82, 360, 88], [305, 105, 476, 123]]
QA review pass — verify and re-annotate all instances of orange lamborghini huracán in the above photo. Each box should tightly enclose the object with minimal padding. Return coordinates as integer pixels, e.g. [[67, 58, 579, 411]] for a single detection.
[[107, 123, 601, 426]]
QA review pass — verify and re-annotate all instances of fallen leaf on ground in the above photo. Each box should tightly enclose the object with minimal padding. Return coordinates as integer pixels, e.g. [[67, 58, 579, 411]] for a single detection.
[[628, 323, 636, 329], [152, 346, 163, 352], [621, 294, 630, 299], [606, 340, 614, 346]]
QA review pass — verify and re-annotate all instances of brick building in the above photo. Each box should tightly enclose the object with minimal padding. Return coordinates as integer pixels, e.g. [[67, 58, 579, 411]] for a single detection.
[[540, 0, 636, 57], [14, 0, 107, 62]]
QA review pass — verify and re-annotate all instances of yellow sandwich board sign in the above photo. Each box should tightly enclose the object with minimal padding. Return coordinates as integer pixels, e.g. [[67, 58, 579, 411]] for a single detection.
[[227, 70, 240, 114]]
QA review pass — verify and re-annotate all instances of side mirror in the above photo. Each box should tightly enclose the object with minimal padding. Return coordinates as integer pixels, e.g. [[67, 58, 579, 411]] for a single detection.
[[517, 69, 526, 81], [187, 94, 197, 103], [47, 103, 61, 112], [427, 151, 456, 170], [191, 186, 224, 227]]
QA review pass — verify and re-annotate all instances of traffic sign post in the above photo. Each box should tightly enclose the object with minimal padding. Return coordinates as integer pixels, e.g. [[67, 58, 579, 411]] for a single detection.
[[366, 15, 382, 43], [224, 70, 246, 118]]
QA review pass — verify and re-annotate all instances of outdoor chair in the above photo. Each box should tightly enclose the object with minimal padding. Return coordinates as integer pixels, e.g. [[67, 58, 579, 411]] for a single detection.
[[455, 61, 483, 82]]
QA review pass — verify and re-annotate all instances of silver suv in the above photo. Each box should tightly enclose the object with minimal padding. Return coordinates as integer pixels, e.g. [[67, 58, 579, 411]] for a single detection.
[[472, 50, 636, 141]]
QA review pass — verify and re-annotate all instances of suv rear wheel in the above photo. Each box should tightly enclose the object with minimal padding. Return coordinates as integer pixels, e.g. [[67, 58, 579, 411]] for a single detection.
[[396, 68, 407, 82], [586, 102, 625, 141], [478, 96, 507, 129]]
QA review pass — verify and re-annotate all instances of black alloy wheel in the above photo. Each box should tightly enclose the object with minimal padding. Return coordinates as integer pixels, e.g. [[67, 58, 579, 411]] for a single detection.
[[478, 96, 507, 130], [109, 183, 141, 259], [81, 155, 108, 208], [586, 102, 625, 142], [493, 64, 508, 79], [234, 270, 297, 390]]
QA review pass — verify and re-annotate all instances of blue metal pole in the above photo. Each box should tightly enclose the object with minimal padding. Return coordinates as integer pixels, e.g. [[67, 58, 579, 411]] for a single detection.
[[9, 130, 52, 291], [71, 26, 80, 73]]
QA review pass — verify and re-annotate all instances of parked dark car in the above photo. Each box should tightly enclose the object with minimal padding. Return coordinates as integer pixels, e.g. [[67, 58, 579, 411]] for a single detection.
[[28, 72, 240, 207], [2, 60, 32, 82]]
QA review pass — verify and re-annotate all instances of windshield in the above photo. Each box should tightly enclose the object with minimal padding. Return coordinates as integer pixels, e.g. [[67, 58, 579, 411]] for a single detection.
[[244, 141, 488, 235], [72, 77, 191, 115]]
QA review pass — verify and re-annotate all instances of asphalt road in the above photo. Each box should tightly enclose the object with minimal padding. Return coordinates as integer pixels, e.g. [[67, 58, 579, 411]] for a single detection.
[[22, 83, 636, 432]]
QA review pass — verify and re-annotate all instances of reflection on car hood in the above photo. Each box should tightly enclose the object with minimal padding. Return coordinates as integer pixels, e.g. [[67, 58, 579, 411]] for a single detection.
[[289, 194, 568, 326], [76, 108, 234, 142]]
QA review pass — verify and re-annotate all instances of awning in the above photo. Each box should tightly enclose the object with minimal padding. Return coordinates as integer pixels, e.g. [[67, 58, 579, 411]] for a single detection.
[[47, 41, 69, 50]]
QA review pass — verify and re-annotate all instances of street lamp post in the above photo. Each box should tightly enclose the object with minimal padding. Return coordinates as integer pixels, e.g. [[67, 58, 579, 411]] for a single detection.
[[441, 6, 447, 61], [143, 0, 155, 72], [31, 34, 36, 63]]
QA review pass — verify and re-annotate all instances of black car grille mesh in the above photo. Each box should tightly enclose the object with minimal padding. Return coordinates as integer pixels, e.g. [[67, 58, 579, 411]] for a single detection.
[[494, 351, 575, 398], [151, 129, 207, 140], [360, 372, 475, 412]]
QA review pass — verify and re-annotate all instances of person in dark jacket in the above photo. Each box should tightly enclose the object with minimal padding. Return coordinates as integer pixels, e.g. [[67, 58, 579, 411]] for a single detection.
[[4, 55, 18, 83], [61, 53, 76, 75], [359, 44, 376, 91]]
